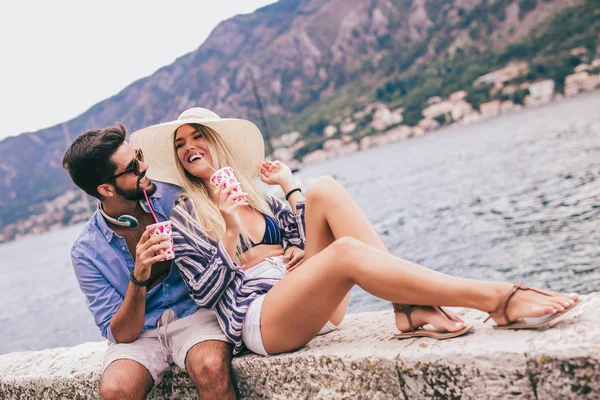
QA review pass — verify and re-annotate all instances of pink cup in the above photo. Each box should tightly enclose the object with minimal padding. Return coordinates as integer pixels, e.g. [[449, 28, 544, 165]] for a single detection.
[[147, 221, 174, 261], [209, 167, 243, 201]]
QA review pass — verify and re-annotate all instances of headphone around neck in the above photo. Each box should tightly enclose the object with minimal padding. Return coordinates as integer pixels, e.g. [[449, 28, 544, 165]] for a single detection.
[[98, 199, 151, 228]]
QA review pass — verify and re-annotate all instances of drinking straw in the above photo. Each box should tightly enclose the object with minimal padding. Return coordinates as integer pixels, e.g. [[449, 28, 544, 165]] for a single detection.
[[143, 189, 159, 223], [200, 157, 216, 172]]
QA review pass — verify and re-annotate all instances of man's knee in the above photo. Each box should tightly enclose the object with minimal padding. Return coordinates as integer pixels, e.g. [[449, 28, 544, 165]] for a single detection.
[[186, 341, 232, 384], [100, 360, 152, 400], [100, 380, 128, 400], [100, 375, 142, 400], [194, 352, 231, 381]]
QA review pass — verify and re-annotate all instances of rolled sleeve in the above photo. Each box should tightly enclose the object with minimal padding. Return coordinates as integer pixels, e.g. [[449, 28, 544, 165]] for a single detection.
[[216, 240, 243, 271], [71, 249, 122, 342], [268, 196, 306, 249], [105, 325, 116, 343], [294, 201, 306, 245]]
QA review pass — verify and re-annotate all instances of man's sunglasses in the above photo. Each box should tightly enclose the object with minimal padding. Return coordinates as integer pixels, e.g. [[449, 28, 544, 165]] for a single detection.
[[103, 149, 144, 183]]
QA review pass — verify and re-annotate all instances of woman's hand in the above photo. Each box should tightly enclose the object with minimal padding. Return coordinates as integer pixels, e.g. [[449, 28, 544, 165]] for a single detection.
[[284, 245, 305, 272], [214, 181, 248, 235], [260, 160, 294, 188]]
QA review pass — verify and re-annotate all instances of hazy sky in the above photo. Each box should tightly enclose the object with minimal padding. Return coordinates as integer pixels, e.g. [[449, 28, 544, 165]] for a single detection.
[[0, 0, 277, 140]]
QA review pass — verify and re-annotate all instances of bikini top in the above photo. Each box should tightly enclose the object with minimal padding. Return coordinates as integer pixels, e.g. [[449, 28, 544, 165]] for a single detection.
[[240, 213, 283, 252]]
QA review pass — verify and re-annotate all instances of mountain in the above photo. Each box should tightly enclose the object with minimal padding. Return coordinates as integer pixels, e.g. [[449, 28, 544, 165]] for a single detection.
[[0, 0, 597, 232]]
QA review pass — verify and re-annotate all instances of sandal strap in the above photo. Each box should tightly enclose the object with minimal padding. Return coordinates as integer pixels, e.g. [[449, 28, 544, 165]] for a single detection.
[[394, 304, 463, 333], [435, 306, 451, 321], [493, 282, 552, 324], [392, 303, 416, 332]]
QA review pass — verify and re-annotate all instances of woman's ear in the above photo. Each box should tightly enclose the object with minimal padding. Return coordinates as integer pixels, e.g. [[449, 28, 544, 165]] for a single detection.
[[97, 183, 115, 198]]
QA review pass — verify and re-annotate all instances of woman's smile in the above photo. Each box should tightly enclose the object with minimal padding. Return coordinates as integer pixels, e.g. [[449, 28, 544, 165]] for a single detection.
[[175, 124, 215, 178], [188, 152, 205, 164]]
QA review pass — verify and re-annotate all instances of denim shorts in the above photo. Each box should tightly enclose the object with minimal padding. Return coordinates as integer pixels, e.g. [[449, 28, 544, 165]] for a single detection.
[[241, 256, 340, 356]]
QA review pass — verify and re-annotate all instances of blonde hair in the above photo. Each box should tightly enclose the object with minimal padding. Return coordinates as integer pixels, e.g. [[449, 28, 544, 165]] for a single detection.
[[174, 123, 272, 255]]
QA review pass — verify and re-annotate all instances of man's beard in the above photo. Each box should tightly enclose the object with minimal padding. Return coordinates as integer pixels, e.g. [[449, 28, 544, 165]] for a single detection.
[[114, 175, 157, 201]]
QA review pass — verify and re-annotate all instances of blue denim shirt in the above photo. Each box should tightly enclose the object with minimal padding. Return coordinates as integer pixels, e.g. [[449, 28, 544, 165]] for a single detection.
[[70, 181, 198, 342]]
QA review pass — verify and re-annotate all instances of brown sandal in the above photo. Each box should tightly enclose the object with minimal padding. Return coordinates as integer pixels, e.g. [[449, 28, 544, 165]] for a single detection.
[[485, 282, 580, 330], [392, 304, 473, 340]]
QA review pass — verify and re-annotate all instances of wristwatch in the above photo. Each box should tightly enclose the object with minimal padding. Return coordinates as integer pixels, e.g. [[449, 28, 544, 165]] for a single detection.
[[130, 270, 152, 286]]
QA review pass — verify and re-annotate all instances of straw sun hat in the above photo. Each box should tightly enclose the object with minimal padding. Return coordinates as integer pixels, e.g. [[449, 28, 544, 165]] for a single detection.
[[130, 107, 265, 186]]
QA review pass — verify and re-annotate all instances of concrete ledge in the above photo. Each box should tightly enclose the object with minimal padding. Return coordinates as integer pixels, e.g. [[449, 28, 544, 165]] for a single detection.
[[1, 293, 599, 399]]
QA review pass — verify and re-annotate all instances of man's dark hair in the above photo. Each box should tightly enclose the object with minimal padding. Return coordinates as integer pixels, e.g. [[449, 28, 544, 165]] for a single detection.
[[62, 124, 127, 198]]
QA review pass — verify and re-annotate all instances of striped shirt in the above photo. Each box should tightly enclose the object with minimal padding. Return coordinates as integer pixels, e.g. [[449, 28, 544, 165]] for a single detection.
[[171, 195, 306, 355]]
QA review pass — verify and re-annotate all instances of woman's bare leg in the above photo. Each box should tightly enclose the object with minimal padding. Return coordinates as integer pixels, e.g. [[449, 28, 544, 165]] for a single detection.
[[260, 180, 578, 354], [261, 237, 577, 354], [300, 177, 363, 325], [300, 177, 465, 331]]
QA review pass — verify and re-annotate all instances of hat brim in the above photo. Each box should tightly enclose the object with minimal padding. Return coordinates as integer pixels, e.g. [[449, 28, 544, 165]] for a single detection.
[[130, 117, 265, 186]]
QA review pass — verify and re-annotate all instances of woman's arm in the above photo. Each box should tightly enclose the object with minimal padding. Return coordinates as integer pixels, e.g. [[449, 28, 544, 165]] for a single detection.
[[260, 161, 302, 213], [278, 175, 303, 214], [260, 160, 307, 249], [171, 198, 244, 308]]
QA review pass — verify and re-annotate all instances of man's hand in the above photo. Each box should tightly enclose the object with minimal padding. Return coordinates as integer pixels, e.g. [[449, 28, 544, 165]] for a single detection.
[[133, 228, 171, 282], [284, 246, 305, 272], [112, 227, 170, 343]]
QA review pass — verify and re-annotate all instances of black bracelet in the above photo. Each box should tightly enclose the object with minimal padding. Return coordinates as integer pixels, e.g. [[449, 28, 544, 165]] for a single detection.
[[285, 188, 301, 201], [130, 270, 152, 287]]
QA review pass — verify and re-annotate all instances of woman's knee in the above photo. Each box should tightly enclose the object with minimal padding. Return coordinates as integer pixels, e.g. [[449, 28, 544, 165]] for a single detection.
[[306, 176, 344, 205], [327, 236, 365, 271]]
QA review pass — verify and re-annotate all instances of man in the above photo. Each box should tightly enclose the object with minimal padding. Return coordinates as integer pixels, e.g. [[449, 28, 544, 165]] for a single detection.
[[62, 124, 236, 400]]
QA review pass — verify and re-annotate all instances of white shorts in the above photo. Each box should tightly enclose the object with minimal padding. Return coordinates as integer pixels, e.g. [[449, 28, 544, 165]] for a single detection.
[[103, 308, 231, 387], [241, 256, 341, 356]]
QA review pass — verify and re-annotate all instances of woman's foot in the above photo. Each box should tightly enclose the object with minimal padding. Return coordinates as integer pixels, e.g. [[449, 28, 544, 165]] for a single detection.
[[394, 305, 467, 333], [489, 283, 579, 327]]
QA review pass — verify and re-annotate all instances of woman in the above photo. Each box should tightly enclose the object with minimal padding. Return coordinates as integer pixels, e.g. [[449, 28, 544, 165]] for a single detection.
[[131, 108, 579, 356]]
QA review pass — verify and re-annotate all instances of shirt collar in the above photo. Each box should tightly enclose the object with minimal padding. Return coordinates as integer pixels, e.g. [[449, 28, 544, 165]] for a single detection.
[[94, 191, 165, 243]]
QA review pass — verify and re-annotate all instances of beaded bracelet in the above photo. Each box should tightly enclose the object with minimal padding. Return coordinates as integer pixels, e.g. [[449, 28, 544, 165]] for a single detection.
[[129, 270, 152, 287]]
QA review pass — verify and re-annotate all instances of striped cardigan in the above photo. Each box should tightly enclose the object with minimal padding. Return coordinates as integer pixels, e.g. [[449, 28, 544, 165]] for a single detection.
[[170, 195, 306, 355]]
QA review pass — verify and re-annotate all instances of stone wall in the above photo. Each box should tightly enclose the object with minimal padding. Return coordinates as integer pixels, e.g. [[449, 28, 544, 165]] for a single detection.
[[1, 293, 598, 399]]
